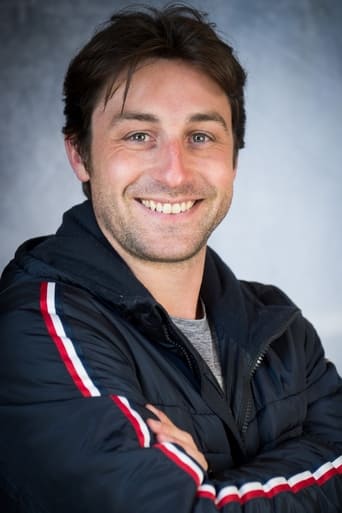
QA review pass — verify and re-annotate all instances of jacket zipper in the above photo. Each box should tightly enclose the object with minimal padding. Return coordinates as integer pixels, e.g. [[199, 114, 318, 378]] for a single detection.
[[161, 319, 196, 375], [241, 352, 267, 434], [239, 311, 300, 435]]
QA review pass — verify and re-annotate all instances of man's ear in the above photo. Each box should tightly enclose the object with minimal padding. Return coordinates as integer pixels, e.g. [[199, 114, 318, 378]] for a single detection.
[[64, 137, 90, 183]]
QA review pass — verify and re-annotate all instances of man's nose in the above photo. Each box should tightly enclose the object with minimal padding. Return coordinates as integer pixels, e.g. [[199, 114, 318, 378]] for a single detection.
[[155, 139, 190, 188]]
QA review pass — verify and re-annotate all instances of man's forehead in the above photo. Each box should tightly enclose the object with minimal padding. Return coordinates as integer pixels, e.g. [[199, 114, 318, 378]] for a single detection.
[[102, 57, 224, 101], [92, 58, 232, 124]]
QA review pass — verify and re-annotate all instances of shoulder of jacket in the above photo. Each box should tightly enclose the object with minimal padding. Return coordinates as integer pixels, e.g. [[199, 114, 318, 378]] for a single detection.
[[239, 280, 298, 309]]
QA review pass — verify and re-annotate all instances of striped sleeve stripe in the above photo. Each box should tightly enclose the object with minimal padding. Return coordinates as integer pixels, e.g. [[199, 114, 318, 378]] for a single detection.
[[156, 442, 204, 487], [40, 281, 101, 398], [111, 395, 151, 448], [312, 459, 341, 486], [216, 455, 342, 508], [110, 396, 204, 484], [197, 484, 216, 501]]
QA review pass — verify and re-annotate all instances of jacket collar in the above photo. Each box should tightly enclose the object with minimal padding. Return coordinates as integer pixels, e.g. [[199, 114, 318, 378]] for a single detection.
[[201, 247, 299, 360]]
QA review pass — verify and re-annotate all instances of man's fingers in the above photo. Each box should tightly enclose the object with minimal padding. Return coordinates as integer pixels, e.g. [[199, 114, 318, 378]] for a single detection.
[[146, 406, 191, 444], [147, 418, 197, 456], [147, 417, 190, 444], [146, 404, 208, 471], [146, 417, 162, 433], [146, 404, 173, 425]]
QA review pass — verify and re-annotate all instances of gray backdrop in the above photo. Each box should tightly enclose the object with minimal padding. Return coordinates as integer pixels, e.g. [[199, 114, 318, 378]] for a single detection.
[[1, 0, 341, 373]]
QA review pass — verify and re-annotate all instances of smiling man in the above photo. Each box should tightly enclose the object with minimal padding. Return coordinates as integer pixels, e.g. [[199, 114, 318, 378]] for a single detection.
[[0, 5, 341, 513]]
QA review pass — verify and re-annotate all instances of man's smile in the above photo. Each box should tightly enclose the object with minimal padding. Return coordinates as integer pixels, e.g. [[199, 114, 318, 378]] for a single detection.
[[139, 199, 196, 214]]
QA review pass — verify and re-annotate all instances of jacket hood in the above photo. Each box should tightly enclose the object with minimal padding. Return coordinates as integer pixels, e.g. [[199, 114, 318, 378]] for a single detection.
[[1, 201, 147, 306]]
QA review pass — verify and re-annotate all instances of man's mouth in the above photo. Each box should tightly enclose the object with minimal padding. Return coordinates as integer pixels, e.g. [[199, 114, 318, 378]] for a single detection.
[[140, 199, 196, 214]]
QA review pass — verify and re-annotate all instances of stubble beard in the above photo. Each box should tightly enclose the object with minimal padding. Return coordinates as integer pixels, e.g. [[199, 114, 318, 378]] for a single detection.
[[94, 187, 233, 265]]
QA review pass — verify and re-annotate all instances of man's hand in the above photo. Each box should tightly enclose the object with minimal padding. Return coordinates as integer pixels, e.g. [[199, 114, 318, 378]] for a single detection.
[[146, 404, 208, 471]]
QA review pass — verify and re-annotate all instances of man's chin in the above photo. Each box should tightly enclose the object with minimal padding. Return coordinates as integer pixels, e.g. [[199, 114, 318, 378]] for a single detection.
[[124, 242, 208, 265]]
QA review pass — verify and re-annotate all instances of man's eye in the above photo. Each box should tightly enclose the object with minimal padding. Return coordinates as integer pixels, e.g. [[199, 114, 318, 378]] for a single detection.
[[127, 132, 150, 142], [191, 133, 211, 143]]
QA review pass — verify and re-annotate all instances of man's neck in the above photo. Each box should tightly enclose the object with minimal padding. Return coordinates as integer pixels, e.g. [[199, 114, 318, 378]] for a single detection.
[[120, 248, 206, 320]]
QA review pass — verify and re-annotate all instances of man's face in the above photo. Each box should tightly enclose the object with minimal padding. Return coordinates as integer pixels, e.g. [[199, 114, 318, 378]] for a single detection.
[[74, 59, 237, 264]]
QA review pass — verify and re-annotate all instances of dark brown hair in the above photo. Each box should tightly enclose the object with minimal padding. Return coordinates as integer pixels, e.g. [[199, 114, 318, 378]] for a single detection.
[[62, 4, 247, 198]]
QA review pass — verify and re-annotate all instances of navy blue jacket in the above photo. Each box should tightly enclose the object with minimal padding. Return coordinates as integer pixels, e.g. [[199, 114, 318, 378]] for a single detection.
[[0, 201, 341, 512]]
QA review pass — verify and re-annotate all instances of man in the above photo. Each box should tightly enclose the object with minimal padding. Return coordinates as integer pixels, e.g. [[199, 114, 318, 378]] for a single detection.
[[0, 5, 341, 512]]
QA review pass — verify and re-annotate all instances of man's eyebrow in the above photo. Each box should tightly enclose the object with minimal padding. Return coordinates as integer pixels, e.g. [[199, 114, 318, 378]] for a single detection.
[[188, 112, 228, 131], [109, 111, 229, 130], [110, 112, 159, 126]]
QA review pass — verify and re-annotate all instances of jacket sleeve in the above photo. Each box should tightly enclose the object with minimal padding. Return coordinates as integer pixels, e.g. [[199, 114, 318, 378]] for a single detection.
[[0, 280, 341, 512]]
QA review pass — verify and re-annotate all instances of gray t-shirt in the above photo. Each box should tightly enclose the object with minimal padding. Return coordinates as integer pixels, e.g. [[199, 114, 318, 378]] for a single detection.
[[171, 305, 223, 389]]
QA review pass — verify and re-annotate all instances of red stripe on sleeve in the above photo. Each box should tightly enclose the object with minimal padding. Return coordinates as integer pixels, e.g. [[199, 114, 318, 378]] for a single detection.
[[39, 281, 92, 397], [111, 395, 147, 448], [155, 443, 202, 487]]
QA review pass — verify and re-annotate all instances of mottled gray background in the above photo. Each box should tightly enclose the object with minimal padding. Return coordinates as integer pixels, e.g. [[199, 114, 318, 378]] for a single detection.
[[1, 0, 341, 373]]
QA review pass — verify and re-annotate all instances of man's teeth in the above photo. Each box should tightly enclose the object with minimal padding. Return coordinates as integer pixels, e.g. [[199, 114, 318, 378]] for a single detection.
[[141, 199, 195, 214]]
